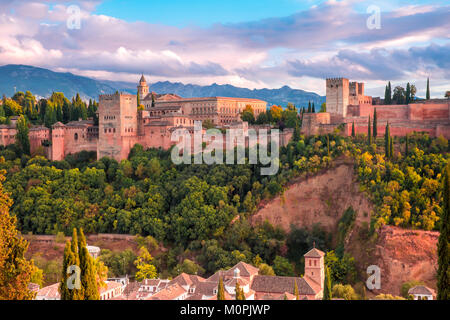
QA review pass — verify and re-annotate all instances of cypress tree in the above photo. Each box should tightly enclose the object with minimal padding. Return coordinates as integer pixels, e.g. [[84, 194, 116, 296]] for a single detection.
[[437, 162, 450, 300], [235, 282, 245, 300], [426, 78, 431, 100], [137, 90, 140, 107], [384, 85, 389, 105], [388, 82, 392, 104], [60, 240, 76, 300], [406, 83, 411, 104], [294, 280, 299, 300], [217, 277, 225, 300], [405, 134, 409, 156], [70, 229, 83, 300], [368, 115, 372, 146], [327, 135, 330, 158], [390, 136, 394, 159], [78, 228, 99, 300], [373, 108, 378, 138], [385, 122, 391, 158], [351, 122, 355, 137], [312, 102, 316, 113], [307, 101, 311, 113], [15, 115, 30, 155], [151, 93, 155, 108], [323, 267, 332, 300]]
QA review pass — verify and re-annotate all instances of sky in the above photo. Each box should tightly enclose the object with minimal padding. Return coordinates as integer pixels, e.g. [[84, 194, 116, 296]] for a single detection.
[[0, 0, 449, 98]]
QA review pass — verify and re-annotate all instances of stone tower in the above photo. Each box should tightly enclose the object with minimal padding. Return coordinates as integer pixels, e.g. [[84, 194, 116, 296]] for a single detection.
[[138, 74, 149, 100], [51, 122, 66, 161], [326, 78, 349, 118], [97, 92, 138, 161], [304, 247, 325, 289]]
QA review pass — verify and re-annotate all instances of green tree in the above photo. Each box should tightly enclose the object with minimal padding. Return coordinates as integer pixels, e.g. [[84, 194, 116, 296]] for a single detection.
[[426, 78, 430, 100], [368, 116, 372, 146], [320, 103, 326, 113], [15, 115, 30, 155], [351, 122, 355, 137], [437, 162, 450, 300]]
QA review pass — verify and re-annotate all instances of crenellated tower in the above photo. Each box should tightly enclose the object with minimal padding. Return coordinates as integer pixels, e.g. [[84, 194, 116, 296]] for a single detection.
[[326, 77, 349, 117]]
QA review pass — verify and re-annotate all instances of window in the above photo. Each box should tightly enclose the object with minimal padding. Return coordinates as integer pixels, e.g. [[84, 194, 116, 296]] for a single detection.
[[74, 133, 78, 140]]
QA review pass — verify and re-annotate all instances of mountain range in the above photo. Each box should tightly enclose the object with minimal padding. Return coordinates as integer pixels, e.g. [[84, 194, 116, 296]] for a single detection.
[[0, 64, 325, 107]]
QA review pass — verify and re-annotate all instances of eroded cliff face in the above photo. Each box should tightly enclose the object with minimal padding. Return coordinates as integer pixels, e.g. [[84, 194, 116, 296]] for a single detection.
[[368, 226, 438, 295], [251, 161, 372, 234], [251, 160, 438, 295]]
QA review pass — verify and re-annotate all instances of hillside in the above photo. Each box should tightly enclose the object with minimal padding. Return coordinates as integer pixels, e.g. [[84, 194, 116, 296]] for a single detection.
[[0, 64, 325, 107], [251, 158, 438, 295], [250, 158, 372, 234]]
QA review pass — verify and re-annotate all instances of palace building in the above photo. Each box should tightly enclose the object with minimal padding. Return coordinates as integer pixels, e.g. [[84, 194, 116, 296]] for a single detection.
[[0, 76, 271, 162], [302, 77, 450, 139]]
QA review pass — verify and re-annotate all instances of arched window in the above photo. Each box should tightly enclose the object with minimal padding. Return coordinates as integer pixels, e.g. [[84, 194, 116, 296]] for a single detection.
[[74, 133, 78, 140]]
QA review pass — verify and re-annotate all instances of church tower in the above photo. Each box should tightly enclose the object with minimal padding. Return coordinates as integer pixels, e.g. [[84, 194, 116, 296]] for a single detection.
[[138, 74, 149, 99], [304, 247, 325, 290]]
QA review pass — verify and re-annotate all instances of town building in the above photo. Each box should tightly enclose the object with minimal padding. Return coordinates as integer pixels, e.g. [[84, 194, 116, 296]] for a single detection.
[[408, 285, 436, 300], [130, 247, 325, 301]]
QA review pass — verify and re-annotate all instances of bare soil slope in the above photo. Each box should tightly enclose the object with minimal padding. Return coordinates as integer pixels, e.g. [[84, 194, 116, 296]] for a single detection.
[[251, 160, 372, 234]]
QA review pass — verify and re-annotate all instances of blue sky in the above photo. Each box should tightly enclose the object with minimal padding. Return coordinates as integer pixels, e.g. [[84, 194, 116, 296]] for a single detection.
[[95, 0, 315, 27], [0, 0, 448, 97]]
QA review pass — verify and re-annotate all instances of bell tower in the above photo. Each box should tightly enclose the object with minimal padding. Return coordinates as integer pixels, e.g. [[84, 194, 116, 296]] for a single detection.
[[138, 74, 149, 99], [304, 247, 325, 289]]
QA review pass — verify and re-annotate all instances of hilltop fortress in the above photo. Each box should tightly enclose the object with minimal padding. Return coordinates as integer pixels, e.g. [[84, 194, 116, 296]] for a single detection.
[[1, 76, 449, 161], [302, 77, 450, 138]]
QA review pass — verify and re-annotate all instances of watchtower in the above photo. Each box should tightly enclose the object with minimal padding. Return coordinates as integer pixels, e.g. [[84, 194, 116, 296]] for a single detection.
[[326, 78, 349, 117]]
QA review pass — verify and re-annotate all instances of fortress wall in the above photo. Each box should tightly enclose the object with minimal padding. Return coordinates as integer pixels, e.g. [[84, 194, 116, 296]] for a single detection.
[[0, 127, 16, 146], [416, 103, 449, 120], [63, 127, 97, 156], [373, 105, 409, 120], [29, 128, 50, 154]]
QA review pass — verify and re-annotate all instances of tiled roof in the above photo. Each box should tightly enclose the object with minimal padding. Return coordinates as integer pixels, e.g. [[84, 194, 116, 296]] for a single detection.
[[408, 286, 435, 296], [147, 283, 187, 300], [100, 281, 122, 294], [207, 262, 259, 282], [304, 248, 325, 258], [169, 273, 205, 288], [250, 275, 317, 296], [37, 283, 60, 299]]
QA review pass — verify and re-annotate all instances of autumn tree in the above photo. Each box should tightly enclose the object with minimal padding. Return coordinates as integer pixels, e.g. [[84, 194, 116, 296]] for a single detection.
[[134, 246, 157, 282], [0, 163, 37, 300]]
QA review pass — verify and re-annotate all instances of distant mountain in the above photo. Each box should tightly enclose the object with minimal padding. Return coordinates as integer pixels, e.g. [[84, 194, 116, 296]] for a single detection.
[[0, 65, 325, 107]]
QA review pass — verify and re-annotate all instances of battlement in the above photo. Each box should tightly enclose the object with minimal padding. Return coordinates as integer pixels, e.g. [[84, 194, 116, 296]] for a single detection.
[[100, 92, 136, 101]]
